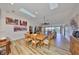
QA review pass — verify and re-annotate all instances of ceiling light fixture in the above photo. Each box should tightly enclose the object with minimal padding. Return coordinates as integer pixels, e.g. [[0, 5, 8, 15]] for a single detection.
[[35, 11, 38, 14], [41, 16, 50, 25], [49, 3, 58, 10], [19, 8, 36, 18], [10, 3, 14, 5]]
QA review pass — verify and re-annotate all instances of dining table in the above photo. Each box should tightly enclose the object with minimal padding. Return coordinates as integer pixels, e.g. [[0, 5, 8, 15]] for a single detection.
[[35, 33, 47, 47], [24, 33, 47, 47]]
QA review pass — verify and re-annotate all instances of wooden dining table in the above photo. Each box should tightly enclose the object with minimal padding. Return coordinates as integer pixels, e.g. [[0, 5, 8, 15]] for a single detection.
[[29, 33, 46, 41], [30, 33, 47, 47], [36, 34, 46, 40], [24, 33, 47, 47], [25, 33, 46, 39]]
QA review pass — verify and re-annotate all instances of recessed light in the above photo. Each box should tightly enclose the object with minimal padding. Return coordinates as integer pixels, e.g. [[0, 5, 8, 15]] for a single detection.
[[35, 11, 38, 14]]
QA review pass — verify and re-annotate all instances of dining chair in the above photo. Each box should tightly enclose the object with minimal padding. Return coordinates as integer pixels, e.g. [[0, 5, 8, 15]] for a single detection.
[[0, 43, 7, 55], [31, 39, 40, 48], [0, 38, 11, 55], [25, 33, 32, 46], [41, 33, 54, 49]]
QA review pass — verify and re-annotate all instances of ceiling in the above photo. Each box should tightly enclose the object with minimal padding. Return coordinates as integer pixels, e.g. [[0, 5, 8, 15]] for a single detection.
[[0, 3, 79, 26]]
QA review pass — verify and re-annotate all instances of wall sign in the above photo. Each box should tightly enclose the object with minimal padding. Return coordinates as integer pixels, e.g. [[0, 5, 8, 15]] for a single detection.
[[6, 17, 27, 26], [14, 26, 27, 32], [6, 17, 27, 32]]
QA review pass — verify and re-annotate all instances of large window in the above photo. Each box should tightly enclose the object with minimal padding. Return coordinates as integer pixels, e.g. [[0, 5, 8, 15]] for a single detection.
[[45, 27, 54, 35], [44, 26, 60, 36]]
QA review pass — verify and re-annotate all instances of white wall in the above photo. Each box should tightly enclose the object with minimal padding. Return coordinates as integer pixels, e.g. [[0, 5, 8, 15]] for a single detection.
[[0, 8, 29, 40]]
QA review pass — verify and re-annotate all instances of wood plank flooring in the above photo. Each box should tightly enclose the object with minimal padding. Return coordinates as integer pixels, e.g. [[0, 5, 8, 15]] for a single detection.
[[9, 39, 71, 55]]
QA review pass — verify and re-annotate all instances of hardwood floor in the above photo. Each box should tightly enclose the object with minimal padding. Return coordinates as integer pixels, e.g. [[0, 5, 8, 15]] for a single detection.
[[55, 34, 70, 51], [9, 39, 71, 55]]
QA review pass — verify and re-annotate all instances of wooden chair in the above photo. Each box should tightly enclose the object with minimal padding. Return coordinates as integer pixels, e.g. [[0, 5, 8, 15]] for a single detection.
[[31, 39, 39, 48], [35, 33, 47, 48], [0, 38, 11, 55], [0, 45, 6, 55], [31, 34, 40, 47], [41, 33, 54, 49], [25, 33, 32, 46], [25, 38, 32, 46]]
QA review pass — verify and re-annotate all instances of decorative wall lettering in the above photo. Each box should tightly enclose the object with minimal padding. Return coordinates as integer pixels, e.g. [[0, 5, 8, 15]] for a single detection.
[[5, 17, 27, 32], [20, 20, 27, 26], [14, 26, 27, 32], [6, 17, 27, 26]]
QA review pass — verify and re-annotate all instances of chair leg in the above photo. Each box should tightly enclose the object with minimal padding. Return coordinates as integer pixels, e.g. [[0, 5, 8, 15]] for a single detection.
[[26, 41, 29, 47], [36, 43, 38, 48], [48, 44, 50, 49]]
